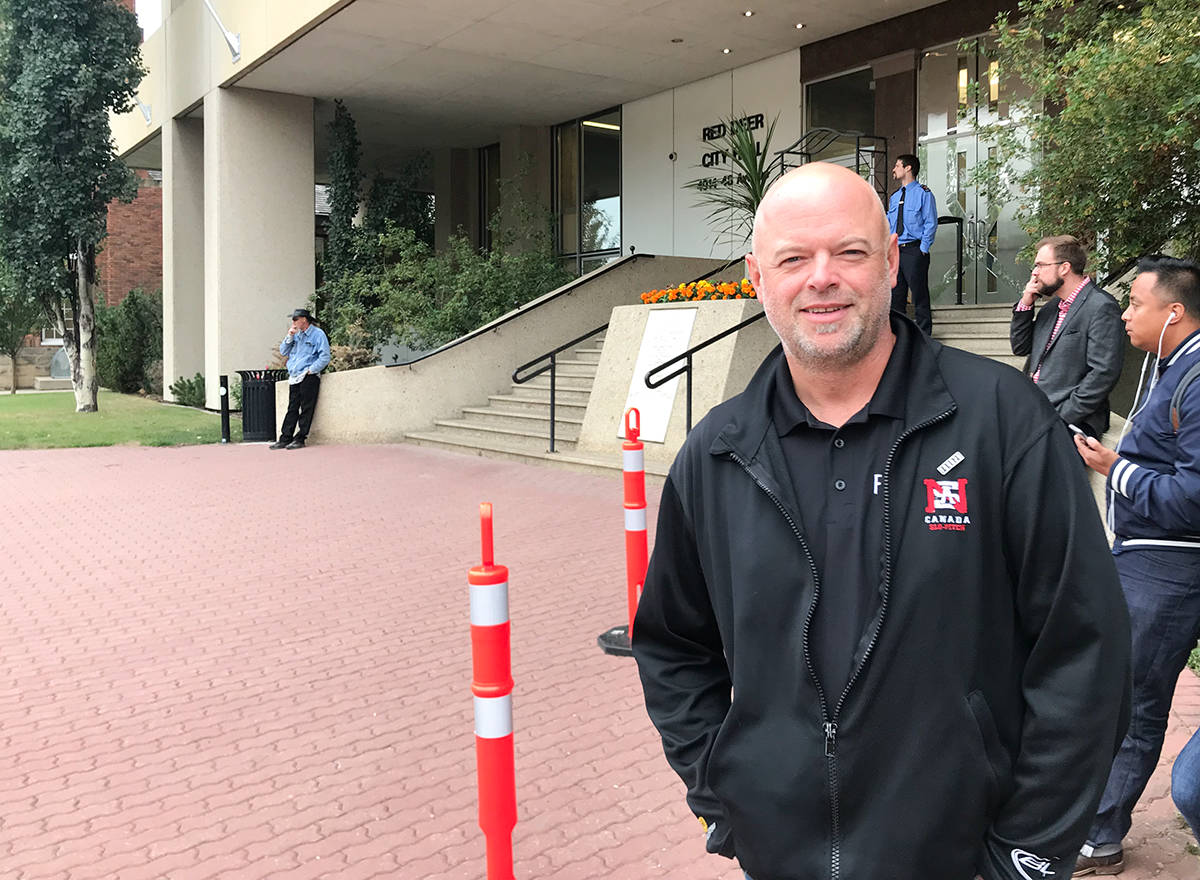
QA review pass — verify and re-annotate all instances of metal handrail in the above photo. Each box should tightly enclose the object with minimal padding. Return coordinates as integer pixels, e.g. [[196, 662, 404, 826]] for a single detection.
[[645, 310, 766, 434], [511, 323, 608, 453]]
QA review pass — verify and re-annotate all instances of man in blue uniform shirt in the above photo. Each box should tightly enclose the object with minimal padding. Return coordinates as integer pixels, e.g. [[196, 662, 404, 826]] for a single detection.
[[887, 154, 937, 333]]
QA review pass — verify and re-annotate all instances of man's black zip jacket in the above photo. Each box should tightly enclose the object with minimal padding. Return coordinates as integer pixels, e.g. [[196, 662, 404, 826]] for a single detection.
[[633, 317, 1131, 880]]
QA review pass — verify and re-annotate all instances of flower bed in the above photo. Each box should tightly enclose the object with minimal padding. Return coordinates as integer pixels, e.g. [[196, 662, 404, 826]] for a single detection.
[[640, 278, 757, 304]]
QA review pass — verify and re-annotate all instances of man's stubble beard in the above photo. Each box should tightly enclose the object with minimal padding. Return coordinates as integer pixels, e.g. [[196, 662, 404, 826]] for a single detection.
[[765, 278, 893, 371]]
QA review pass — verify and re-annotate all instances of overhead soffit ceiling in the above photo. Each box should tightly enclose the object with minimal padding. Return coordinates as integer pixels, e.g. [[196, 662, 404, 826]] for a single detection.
[[234, 0, 943, 165]]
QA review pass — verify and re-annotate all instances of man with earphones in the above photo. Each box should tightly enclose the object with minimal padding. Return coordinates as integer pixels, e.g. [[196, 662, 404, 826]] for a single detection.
[[1074, 256, 1200, 875], [1011, 235, 1125, 439]]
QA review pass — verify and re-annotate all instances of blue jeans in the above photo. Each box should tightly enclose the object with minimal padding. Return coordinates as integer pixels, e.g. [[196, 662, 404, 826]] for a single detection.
[[1173, 726, 1200, 840], [1088, 548, 1200, 845]]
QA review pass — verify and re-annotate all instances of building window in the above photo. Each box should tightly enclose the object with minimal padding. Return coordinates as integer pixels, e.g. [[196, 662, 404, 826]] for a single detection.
[[554, 109, 621, 276], [804, 68, 875, 164]]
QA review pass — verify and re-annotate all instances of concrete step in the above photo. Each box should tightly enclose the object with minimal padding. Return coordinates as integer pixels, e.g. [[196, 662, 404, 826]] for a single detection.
[[545, 360, 598, 377], [460, 406, 584, 434], [33, 377, 72, 390], [404, 431, 669, 479], [429, 418, 582, 448], [517, 374, 595, 393], [508, 384, 593, 406], [571, 349, 602, 364], [936, 337, 1016, 357], [932, 323, 1011, 339], [487, 394, 588, 417], [932, 306, 1015, 321]]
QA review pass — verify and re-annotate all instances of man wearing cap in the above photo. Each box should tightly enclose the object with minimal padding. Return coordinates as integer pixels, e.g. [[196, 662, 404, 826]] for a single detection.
[[270, 308, 330, 450]]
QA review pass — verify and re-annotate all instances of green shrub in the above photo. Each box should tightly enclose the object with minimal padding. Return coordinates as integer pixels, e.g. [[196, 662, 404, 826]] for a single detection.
[[96, 289, 162, 394], [169, 372, 205, 408]]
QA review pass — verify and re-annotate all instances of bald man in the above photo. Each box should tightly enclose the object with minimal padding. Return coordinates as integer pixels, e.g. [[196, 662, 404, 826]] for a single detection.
[[632, 163, 1130, 880]]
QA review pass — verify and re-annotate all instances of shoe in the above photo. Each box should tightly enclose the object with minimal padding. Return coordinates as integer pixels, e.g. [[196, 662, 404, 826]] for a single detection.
[[1073, 850, 1123, 876], [268, 439, 291, 449], [285, 439, 306, 450]]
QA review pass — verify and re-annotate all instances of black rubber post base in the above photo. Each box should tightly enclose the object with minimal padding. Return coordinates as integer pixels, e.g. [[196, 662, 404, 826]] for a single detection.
[[597, 625, 633, 657]]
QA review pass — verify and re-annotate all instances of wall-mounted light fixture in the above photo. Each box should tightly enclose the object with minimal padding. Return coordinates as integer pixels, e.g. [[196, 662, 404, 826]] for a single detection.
[[201, 0, 241, 63], [134, 95, 152, 126]]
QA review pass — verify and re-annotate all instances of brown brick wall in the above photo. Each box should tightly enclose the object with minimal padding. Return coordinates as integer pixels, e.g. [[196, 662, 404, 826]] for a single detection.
[[97, 170, 163, 306]]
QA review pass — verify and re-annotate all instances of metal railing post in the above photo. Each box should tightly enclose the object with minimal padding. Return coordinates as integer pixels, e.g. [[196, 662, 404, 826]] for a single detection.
[[219, 374, 231, 444], [548, 355, 557, 453], [685, 354, 694, 433]]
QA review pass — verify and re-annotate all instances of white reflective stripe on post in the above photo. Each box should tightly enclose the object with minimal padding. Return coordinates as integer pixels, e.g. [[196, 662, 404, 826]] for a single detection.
[[470, 581, 510, 627], [625, 507, 647, 531], [474, 694, 513, 738], [623, 448, 644, 472]]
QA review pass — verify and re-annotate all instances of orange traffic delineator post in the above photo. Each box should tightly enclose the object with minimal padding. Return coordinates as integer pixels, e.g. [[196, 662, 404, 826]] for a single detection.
[[598, 408, 648, 657], [469, 502, 517, 880]]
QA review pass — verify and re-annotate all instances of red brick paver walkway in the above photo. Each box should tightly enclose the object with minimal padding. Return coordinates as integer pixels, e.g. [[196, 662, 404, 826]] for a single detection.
[[0, 443, 1196, 880]]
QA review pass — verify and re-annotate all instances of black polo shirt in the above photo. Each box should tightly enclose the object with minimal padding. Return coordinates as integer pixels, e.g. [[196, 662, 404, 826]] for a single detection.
[[770, 326, 911, 698]]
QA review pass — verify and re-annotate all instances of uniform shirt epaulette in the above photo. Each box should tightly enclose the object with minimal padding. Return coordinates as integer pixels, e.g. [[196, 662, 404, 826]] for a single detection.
[[921, 184, 931, 192]]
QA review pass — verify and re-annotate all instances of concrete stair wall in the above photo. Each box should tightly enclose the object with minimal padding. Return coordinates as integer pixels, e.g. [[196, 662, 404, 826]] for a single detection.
[[403, 333, 652, 476]]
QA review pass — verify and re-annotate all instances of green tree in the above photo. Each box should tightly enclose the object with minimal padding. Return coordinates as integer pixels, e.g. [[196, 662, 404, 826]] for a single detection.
[[978, 0, 1200, 274], [96, 288, 162, 394], [0, 257, 41, 393], [324, 99, 363, 286], [0, 0, 144, 412]]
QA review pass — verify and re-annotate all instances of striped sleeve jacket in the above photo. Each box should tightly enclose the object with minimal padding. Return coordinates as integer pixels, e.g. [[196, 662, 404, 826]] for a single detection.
[[1108, 328, 1200, 549]]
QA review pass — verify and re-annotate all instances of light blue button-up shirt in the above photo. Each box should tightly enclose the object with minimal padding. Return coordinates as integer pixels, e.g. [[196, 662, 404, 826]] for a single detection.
[[279, 324, 331, 380], [886, 182, 938, 253]]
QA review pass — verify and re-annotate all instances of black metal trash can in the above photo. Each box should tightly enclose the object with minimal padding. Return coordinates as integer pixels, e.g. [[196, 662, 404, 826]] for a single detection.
[[237, 369, 289, 442]]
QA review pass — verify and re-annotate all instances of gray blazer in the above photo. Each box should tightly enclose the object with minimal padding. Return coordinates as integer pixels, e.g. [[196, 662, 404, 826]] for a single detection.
[[1010, 280, 1125, 436]]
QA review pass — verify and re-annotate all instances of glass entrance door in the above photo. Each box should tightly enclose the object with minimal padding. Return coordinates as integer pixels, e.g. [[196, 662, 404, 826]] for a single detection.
[[919, 39, 1031, 305]]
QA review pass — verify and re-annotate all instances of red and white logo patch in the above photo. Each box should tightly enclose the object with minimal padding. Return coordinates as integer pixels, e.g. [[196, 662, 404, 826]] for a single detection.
[[923, 478, 970, 531]]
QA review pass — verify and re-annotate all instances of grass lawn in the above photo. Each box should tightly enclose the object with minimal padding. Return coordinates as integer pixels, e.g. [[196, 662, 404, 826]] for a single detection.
[[0, 391, 242, 449]]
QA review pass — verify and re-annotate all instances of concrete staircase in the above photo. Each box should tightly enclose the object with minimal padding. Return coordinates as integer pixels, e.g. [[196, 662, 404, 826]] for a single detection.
[[930, 303, 1024, 370], [404, 332, 660, 475], [406, 304, 1024, 474]]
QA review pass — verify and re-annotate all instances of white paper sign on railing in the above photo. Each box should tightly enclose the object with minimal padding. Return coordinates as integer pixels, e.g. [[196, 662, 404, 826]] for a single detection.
[[621, 308, 698, 444]]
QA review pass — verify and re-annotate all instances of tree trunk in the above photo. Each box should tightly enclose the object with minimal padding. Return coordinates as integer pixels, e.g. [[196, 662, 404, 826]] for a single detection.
[[9, 352, 16, 393], [73, 241, 98, 412]]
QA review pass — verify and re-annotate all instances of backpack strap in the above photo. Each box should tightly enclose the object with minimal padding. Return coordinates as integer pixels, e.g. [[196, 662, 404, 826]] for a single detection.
[[1170, 360, 1200, 432]]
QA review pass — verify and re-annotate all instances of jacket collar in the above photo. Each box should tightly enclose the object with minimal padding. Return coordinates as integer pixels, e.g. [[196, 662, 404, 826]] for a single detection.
[[1039, 279, 1094, 353], [709, 313, 956, 461]]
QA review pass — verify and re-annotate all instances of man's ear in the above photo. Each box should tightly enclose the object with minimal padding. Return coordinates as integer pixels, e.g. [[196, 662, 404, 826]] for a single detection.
[[746, 252, 761, 290], [887, 233, 900, 288]]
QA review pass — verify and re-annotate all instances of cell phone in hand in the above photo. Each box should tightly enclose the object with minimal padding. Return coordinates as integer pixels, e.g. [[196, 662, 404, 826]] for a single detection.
[[1067, 424, 1086, 438]]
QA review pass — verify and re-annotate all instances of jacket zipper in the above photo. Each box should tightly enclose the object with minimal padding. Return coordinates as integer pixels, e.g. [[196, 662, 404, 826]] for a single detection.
[[729, 452, 839, 876], [729, 406, 953, 880]]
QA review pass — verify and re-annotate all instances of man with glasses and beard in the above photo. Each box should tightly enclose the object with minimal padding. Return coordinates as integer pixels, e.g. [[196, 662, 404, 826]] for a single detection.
[[1010, 235, 1125, 438]]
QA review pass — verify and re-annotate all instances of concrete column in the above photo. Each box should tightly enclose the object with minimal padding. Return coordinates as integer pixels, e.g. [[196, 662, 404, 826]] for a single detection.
[[162, 116, 204, 400], [434, 147, 478, 251], [872, 51, 918, 160], [203, 86, 314, 408], [497, 125, 551, 251]]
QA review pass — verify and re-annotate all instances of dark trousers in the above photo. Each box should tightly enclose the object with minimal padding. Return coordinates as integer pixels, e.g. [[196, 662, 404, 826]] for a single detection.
[[279, 373, 320, 442], [1088, 548, 1200, 845], [891, 245, 932, 334]]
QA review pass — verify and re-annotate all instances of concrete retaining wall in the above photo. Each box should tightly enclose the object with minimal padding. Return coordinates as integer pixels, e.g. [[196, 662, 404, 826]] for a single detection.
[[576, 298, 778, 467]]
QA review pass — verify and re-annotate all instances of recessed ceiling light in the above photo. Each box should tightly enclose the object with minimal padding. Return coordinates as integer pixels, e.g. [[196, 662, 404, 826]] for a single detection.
[[743, 9, 754, 16], [670, 37, 684, 43], [722, 47, 732, 54], [795, 22, 805, 29]]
